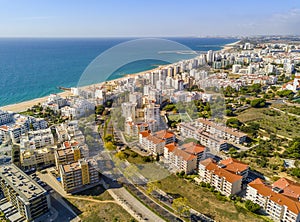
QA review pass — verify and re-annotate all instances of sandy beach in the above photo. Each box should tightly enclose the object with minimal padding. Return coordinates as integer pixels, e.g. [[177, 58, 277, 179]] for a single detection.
[[0, 91, 73, 113], [0, 65, 166, 113], [222, 40, 241, 51]]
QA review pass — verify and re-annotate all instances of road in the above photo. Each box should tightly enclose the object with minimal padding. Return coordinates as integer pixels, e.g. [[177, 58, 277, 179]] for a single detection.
[[108, 186, 165, 222]]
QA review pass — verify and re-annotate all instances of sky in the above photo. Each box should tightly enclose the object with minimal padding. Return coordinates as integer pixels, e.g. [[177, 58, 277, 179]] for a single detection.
[[0, 0, 300, 37]]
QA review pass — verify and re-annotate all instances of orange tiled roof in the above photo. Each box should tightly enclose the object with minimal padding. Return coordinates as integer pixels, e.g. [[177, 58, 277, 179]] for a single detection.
[[139, 130, 150, 138], [152, 130, 175, 139], [181, 142, 205, 154], [0, 125, 8, 131], [172, 148, 197, 161], [272, 178, 300, 200], [63, 141, 71, 148], [147, 135, 164, 145], [220, 158, 248, 174], [199, 158, 215, 167], [205, 161, 242, 183], [165, 143, 177, 152], [249, 178, 300, 215], [71, 141, 79, 146]]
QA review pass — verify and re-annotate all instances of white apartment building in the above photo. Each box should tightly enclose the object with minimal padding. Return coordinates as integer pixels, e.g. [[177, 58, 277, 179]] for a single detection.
[[195, 118, 247, 144], [246, 178, 300, 222], [0, 110, 13, 125], [29, 117, 48, 130], [26, 128, 54, 149], [56, 124, 71, 143], [164, 142, 205, 174], [179, 122, 227, 151], [139, 130, 176, 155], [121, 102, 136, 120], [198, 158, 243, 196]]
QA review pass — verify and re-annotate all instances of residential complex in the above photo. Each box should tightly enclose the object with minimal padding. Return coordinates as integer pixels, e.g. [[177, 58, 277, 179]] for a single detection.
[[246, 178, 300, 222], [59, 159, 99, 193], [0, 164, 50, 221], [139, 130, 176, 155], [179, 118, 247, 152], [198, 158, 244, 196], [55, 141, 82, 169], [163, 142, 205, 174], [20, 147, 55, 170]]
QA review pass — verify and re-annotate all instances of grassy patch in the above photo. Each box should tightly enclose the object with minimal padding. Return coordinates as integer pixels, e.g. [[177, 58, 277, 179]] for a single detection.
[[67, 199, 134, 222], [237, 107, 300, 138], [122, 149, 153, 164], [168, 113, 191, 122], [157, 175, 265, 222], [74, 185, 113, 201]]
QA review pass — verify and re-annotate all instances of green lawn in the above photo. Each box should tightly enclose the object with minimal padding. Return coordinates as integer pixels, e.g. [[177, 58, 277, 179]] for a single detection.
[[168, 113, 191, 122], [157, 175, 266, 222]]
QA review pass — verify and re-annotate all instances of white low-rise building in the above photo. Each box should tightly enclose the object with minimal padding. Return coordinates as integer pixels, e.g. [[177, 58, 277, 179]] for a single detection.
[[198, 158, 243, 196], [246, 178, 300, 222], [139, 130, 176, 155]]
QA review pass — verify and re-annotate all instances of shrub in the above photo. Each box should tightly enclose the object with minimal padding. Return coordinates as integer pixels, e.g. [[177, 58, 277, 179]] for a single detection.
[[250, 98, 266, 108], [245, 200, 260, 213]]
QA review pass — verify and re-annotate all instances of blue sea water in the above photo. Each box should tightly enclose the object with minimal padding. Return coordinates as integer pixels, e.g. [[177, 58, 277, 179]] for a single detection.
[[0, 37, 238, 106]]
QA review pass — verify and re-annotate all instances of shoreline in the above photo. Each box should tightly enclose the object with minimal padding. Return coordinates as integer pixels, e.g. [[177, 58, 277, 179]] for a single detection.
[[0, 91, 73, 113], [222, 40, 241, 51], [0, 66, 164, 113], [0, 40, 239, 113]]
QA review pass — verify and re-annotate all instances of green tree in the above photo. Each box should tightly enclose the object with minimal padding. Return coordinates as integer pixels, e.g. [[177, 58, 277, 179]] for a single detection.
[[172, 197, 190, 217], [95, 105, 105, 115], [250, 98, 266, 108], [245, 200, 261, 213], [226, 118, 242, 128], [115, 151, 127, 159], [105, 142, 116, 150], [146, 182, 159, 194]]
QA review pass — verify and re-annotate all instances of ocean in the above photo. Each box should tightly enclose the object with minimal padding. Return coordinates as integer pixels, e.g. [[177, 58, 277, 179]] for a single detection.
[[0, 37, 238, 106]]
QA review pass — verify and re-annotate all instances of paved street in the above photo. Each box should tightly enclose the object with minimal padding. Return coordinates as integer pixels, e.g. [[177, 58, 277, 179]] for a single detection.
[[107, 186, 165, 222]]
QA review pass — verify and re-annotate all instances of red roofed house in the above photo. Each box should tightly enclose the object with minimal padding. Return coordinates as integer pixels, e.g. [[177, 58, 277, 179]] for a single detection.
[[272, 178, 300, 201], [219, 157, 249, 180], [198, 158, 243, 196], [139, 130, 175, 155], [163, 142, 205, 174], [246, 178, 300, 222]]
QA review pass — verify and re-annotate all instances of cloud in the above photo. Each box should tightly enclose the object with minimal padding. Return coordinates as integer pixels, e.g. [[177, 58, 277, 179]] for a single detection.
[[235, 8, 300, 35]]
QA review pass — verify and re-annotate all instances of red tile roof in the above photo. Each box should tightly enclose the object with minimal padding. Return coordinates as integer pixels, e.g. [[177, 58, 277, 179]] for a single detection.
[[220, 158, 248, 174], [272, 178, 300, 200], [199, 158, 215, 167], [164, 143, 177, 152], [153, 130, 175, 139], [249, 178, 300, 215], [63, 141, 71, 148], [181, 142, 205, 154], [139, 130, 150, 138], [0, 125, 8, 131], [204, 161, 242, 183], [172, 148, 197, 161], [147, 135, 164, 145]]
